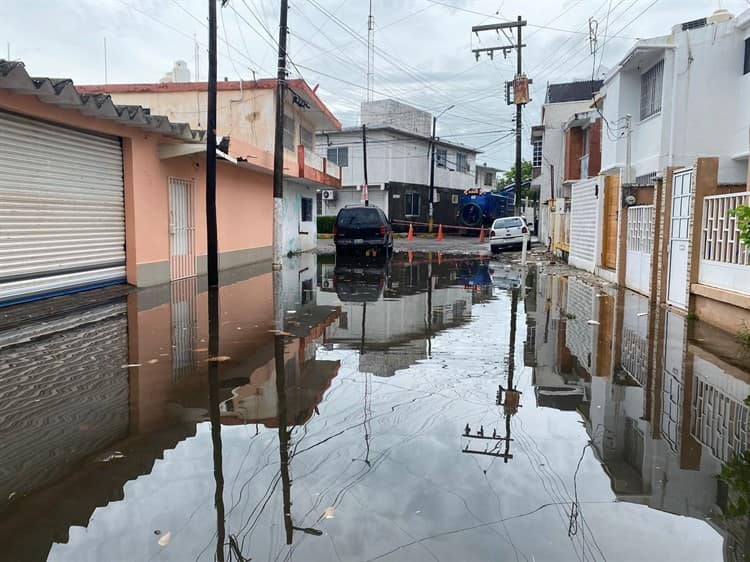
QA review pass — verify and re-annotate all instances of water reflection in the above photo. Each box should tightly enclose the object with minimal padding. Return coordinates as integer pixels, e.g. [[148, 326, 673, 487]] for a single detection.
[[529, 268, 750, 561], [0, 254, 747, 561]]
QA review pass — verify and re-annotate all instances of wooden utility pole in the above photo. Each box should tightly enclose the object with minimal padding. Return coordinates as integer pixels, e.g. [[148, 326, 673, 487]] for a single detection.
[[206, 0, 221, 287], [362, 124, 369, 206], [272, 0, 289, 270], [471, 16, 528, 215]]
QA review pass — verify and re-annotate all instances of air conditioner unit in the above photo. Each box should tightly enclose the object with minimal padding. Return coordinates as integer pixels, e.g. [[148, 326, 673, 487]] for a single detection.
[[322, 278, 333, 289], [321, 190, 337, 201]]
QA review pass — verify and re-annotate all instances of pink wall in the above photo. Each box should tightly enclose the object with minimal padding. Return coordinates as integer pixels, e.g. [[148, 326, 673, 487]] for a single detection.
[[0, 90, 273, 286]]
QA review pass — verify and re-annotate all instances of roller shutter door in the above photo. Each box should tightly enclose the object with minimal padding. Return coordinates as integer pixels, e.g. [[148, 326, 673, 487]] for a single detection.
[[0, 110, 125, 304]]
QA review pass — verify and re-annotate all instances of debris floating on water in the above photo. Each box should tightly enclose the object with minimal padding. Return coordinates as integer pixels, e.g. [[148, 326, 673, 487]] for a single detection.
[[324, 507, 335, 519], [158, 531, 171, 546]]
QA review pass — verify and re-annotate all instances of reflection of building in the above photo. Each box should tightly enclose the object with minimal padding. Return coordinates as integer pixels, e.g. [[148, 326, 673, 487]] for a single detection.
[[533, 268, 750, 560], [529, 270, 588, 412], [0, 254, 340, 561], [316, 256, 476, 376]]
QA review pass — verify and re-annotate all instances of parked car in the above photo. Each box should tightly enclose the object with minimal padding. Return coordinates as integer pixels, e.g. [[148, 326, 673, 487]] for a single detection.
[[489, 216, 529, 253], [334, 205, 393, 255]]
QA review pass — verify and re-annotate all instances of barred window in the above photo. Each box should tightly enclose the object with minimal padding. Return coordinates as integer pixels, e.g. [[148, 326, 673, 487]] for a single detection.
[[640, 60, 664, 120], [436, 148, 447, 168], [283, 115, 296, 150], [455, 152, 469, 173], [326, 146, 349, 167], [300, 125, 314, 149]]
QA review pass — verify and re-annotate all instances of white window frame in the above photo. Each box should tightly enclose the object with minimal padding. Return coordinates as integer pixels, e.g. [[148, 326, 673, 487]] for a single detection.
[[436, 148, 447, 168], [455, 152, 468, 173], [404, 192, 421, 217], [327, 146, 349, 167], [532, 140, 543, 167]]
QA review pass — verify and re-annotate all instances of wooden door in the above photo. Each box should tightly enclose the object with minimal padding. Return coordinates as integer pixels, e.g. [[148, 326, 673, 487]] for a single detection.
[[601, 175, 619, 269]]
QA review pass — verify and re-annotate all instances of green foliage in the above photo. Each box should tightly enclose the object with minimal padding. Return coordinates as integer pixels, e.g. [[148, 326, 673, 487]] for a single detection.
[[718, 450, 750, 519], [737, 323, 750, 350], [497, 161, 533, 191], [317, 215, 336, 234], [729, 205, 750, 248]]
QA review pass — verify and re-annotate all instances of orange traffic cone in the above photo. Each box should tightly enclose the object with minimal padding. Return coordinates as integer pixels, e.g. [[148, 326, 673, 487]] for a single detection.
[[479, 225, 486, 243], [407, 223, 414, 241], [437, 224, 444, 242]]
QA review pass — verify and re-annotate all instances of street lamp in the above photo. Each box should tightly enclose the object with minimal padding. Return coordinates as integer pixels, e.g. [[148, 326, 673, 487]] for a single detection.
[[428, 104, 455, 233]]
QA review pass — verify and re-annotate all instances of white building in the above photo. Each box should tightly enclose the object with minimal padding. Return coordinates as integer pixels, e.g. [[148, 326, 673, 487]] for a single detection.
[[316, 100, 484, 227], [531, 81, 604, 246], [600, 8, 750, 184]]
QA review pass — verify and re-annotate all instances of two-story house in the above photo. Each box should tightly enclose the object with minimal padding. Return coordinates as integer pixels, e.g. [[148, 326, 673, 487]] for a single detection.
[[316, 99, 482, 228], [600, 8, 750, 185], [532, 80, 604, 248], [79, 71, 342, 255]]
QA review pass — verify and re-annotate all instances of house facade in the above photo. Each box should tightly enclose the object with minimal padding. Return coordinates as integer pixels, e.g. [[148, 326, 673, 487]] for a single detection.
[[0, 60, 283, 304], [315, 99, 481, 228], [78, 74, 342, 255], [600, 9, 750, 185], [532, 80, 603, 249]]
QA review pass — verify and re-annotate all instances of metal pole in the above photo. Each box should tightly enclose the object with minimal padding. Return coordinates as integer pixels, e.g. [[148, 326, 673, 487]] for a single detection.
[[272, 0, 289, 270], [208, 287, 225, 562], [514, 15, 523, 216], [206, 0, 219, 287], [362, 124, 369, 206], [428, 116, 436, 233]]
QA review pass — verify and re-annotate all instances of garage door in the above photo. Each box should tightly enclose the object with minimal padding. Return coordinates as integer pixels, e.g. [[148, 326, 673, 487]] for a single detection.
[[0, 110, 126, 305], [569, 178, 600, 273]]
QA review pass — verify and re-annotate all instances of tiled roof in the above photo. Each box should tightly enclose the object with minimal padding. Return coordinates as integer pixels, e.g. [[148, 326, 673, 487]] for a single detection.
[[0, 60, 205, 142], [545, 80, 604, 104]]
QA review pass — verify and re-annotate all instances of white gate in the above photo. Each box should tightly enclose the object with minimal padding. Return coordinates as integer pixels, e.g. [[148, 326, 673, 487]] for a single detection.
[[168, 177, 196, 281], [667, 169, 693, 309], [569, 178, 600, 273], [625, 205, 654, 295], [661, 311, 686, 452]]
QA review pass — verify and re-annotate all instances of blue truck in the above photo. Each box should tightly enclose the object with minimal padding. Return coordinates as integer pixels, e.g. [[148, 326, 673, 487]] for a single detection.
[[457, 184, 517, 228]]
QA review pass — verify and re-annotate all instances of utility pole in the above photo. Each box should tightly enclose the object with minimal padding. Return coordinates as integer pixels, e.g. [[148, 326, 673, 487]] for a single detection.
[[366, 0, 375, 101], [472, 16, 528, 215], [362, 124, 369, 206], [428, 105, 454, 233], [206, 0, 221, 287], [272, 0, 289, 270]]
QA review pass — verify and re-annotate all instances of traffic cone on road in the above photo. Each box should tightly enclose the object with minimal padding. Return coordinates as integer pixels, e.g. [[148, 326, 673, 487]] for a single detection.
[[407, 223, 414, 241], [479, 225, 486, 243], [437, 224, 444, 241]]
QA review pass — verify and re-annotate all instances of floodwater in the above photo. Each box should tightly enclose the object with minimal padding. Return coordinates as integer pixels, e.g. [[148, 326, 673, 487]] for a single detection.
[[0, 252, 748, 562]]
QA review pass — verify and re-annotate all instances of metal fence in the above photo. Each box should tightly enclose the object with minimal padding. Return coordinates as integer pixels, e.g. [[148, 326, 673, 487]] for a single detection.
[[701, 192, 750, 266]]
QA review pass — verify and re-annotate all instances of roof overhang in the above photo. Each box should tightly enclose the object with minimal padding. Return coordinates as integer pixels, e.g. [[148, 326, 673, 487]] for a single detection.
[[605, 41, 674, 84], [564, 110, 599, 130], [0, 60, 205, 142]]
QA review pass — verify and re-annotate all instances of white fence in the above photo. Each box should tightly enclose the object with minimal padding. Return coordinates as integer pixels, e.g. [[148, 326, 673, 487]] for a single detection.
[[625, 205, 655, 295], [699, 192, 750, 293]]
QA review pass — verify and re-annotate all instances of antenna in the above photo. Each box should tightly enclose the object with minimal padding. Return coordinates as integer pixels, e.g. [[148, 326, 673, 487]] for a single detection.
[[194, 33, 200, 81], [104, 37, 108, 84], [366, 0, 374, 101]]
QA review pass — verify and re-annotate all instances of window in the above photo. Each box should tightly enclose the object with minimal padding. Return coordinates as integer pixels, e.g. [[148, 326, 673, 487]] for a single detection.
[[300, 125, 314, 149], [455, 152, 468, 173], [404, 192, 421, 216], [327, 146, 349, 167], [283, 115, 296, 150], [436, 148, 447, 168], [744, 38, 750, 75], [532, 140, 542, 167], [316, 191, 323, 215], [484, 172, 494, 186], [339, 311, 348, 329], [301, 279, 313, 305], [301, 197, 313, 222], [640, 60, 664, 120], [451, 194, 459, 205]]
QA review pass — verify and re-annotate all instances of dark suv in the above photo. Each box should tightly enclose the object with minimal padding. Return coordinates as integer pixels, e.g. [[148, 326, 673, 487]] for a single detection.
[[334, 205, 393, 255]]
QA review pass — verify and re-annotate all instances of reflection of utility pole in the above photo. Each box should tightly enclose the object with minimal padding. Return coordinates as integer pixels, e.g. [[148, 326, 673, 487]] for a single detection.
[[462, 287, 520, 463], [427, 256, 433, 357], [356, 302, 372, 466], [208, 286, 225, 561], [275, 335, 293, 545]]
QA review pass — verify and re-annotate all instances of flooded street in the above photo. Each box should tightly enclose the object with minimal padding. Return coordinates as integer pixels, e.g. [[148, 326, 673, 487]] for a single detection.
[[1, 253, 748, 562]]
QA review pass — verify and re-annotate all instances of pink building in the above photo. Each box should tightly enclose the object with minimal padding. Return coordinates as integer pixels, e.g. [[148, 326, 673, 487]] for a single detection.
[[77, 76, 343, 256], [0, 60, 283, 304]]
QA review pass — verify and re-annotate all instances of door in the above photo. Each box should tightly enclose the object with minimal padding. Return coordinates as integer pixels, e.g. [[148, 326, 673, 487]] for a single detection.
[[667, 169, 692, 309], [168, 177, 196, 280], [601, 175, 619, 270], [0, 110, 126, 305]]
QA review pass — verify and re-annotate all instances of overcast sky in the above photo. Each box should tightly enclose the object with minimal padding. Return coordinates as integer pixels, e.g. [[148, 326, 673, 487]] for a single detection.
[[3, 0, 748, 168]]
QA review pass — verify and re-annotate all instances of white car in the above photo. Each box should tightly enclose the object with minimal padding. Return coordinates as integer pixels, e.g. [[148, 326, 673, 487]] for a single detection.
[[489, 216, 529, 253]]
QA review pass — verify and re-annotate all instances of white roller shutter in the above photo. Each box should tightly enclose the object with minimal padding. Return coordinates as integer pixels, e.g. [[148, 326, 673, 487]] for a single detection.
[[0, 110, 125, 304]]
